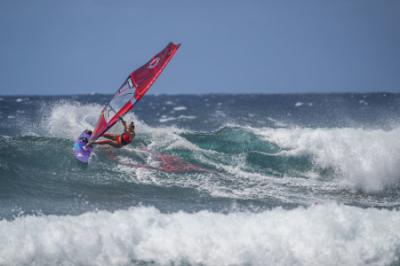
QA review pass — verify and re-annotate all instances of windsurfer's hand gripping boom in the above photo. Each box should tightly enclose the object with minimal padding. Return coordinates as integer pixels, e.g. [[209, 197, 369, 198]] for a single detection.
[[119, 116, 135, 133]]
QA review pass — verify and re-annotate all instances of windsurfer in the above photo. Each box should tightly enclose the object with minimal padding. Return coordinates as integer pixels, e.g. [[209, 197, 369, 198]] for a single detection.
[[87, 118, 135, 148]]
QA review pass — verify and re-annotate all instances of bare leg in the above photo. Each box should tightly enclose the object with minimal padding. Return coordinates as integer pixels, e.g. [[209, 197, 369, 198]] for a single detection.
[[102, 134, 118, 141], [85, 134, 116, 148], [94, 139, 122, 148]]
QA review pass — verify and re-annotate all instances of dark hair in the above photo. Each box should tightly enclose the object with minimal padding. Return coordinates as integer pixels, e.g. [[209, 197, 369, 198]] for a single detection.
[[80, 137, 89, 144]]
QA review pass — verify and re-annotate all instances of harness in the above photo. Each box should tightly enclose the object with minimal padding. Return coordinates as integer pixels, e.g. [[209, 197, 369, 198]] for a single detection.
[[120, 132, 131, 145]]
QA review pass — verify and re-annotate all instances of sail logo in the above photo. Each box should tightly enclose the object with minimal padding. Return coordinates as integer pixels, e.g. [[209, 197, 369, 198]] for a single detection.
[[148, 57, 160, 69]]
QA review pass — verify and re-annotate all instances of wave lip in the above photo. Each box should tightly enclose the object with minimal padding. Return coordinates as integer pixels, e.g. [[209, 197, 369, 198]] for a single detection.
[[1, 204, 400, 266], [254, 126, 400, 193]]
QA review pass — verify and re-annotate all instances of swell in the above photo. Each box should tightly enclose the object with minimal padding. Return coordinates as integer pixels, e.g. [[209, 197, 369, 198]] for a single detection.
[[1, 100, 400, 216], [2, 122, 400, 217], [9, 100, 400, 193]]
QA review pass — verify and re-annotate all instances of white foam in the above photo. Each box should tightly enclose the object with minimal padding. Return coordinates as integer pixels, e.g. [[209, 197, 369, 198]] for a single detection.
[[159, 115, 196, 123], [42, 101, 103, 139], [15, 98, 23, 103], [267, 117, 288, 127], [213, 110, 226, 118], [254, 126, 400, 192], [194, 150, 324, 204], [133, 117, 196, 152], [0, 204, 399, 266], [173, 106, 187, 111], [159, 116, 176, 123], [295, 102, 303, 107], [178, 115, 196, 120]]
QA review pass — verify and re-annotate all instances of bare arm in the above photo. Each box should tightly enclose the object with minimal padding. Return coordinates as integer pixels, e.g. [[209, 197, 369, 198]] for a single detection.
[[123, 122, 130, 132], [119, 116, 129, 131]]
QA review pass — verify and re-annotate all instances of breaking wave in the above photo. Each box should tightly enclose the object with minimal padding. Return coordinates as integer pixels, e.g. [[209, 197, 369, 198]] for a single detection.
[[253, 126, 400, 192], [1, 204, 399, 266]]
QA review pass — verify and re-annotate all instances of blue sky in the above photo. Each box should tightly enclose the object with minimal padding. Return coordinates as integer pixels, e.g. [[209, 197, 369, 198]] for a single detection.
[[0, 0, 399, 95]]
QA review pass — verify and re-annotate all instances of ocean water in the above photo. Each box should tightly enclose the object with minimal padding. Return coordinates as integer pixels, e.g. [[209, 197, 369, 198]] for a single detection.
[[1, 93, 400, 265]]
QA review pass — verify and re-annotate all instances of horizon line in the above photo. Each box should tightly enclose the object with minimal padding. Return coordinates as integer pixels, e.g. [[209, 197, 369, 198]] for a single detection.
[[0, 91, 399, 97]]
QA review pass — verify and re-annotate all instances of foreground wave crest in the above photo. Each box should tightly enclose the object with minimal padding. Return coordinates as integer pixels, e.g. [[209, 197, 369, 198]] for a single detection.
[[1, 204, 399, 266]]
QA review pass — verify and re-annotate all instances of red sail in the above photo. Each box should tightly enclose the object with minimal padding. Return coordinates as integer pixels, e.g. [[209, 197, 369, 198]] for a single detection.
[[131, 42, 181, 101], [91, 42, 180, 141]]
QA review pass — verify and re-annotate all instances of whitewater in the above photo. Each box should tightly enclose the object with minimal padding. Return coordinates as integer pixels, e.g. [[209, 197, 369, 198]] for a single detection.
[[0, 93, 400, 265]]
